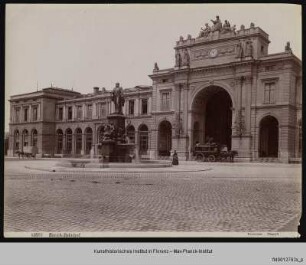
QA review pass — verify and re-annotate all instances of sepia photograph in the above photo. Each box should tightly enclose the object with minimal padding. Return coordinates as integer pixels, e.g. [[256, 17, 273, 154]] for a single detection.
[[4, 4, 302, 238]]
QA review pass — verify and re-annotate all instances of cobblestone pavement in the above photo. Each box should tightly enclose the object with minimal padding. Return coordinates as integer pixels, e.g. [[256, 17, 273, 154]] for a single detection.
[[4, 159, 301, 233]]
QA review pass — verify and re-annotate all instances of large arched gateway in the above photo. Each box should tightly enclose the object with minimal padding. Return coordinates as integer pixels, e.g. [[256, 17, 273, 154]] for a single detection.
[[192, 86, 233, 150]]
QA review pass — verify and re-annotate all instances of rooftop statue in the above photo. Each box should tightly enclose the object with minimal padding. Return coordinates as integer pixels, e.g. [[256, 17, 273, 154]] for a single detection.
[[221, 20, 231, 32], [198, 16, 236, 38], [112, 82, 125, 114], [153, 62, 159, 71], [199, 23, 211, 38], [211, 15, 222, 32], [285, 41, 292, 52]]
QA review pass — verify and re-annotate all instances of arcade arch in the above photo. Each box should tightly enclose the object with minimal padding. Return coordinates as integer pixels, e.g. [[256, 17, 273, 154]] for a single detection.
[[85, 127, 93, 154], [138, 124, 149, 154], [75, 128, 82, 155], [56, 129, 63, 154]]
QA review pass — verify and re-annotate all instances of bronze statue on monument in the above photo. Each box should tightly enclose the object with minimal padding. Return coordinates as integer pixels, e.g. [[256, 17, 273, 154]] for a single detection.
[[112, 82, 125, 114]]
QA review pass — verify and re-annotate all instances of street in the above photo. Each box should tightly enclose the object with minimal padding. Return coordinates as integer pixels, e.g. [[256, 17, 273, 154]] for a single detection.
[[4, 159, 301, 234]]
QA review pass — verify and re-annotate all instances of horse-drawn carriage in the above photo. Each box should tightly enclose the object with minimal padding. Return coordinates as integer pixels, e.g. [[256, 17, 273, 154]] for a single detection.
[[193, 143, 238, 162], [15, 146, 38, 159]]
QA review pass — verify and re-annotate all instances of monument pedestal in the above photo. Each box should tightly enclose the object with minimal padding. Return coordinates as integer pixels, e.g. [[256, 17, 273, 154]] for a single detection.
[[101, 140, 115, 163], [231, 135, 252, 161], [107, 114, 125, 132]]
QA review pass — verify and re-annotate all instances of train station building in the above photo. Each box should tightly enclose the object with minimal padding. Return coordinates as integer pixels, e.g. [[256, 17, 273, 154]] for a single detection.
[[8, 20, 302, 162]]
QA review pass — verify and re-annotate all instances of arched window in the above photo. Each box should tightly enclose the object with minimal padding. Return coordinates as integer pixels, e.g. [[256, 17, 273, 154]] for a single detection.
[[85, 127, 93, 154], [31, 129, 38, 147], [75, 128, 82, 155], [22, 129, 29, 147], [14, 130, 20, 150], [65, 128, 72, 154], [158, 121, 172, 156], [126, 125, 135, 143], [138, 124, 149, 154], [259, 115, 279, 158], [56, 129, 63, 154]]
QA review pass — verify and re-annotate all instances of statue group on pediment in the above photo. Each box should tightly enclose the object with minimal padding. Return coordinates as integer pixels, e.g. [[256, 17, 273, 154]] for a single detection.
[[198, 16, 236, 38]]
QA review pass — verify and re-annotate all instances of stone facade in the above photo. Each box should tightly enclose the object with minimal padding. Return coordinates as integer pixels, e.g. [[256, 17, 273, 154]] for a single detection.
[[8, 21, 302, 162]]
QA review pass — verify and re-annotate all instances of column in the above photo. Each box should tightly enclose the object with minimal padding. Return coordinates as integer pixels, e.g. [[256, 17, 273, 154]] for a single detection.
[[82, 103, 86, 119], [244, 76, 252, 134], [92, 103, 97, 119], [134, 131, 140, 161], [148, 97, 151, 115], [29, 105, 32, 122], [72, 133, 76, 156], [135, 98, 139, 116], [81, 132, 85, 155], [183, 84, 189, 137]]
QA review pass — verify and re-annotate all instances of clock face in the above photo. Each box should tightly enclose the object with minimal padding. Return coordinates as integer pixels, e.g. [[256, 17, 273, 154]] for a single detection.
[[209, 49, 218, 58]]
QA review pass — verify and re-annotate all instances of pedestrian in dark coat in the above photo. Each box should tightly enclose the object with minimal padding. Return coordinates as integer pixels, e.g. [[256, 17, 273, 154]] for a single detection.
[[172, 150, 179, 165]]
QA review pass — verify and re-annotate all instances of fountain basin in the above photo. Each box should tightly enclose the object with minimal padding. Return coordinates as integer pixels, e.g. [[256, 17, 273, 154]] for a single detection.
[[56, 158, 172, 169]]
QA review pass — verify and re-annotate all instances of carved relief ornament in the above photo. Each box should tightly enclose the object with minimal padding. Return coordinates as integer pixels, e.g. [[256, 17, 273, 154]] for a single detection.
[[192, 45, 235, 61]]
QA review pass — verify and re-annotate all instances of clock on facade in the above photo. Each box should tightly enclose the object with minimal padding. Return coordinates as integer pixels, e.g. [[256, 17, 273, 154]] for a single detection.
[[209, 48, 218, 58]]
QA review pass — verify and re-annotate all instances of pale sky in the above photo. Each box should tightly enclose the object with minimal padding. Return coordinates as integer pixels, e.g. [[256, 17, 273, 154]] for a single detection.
[[5, 4, 302, 132]]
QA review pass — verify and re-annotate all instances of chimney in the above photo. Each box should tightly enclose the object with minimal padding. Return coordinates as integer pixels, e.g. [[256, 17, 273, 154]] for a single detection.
[[93, 87, 99, 94]]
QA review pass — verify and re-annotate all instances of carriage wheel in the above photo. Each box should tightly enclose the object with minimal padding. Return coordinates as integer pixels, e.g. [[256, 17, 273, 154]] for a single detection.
[[208, 155, 216, 162], [196, 154, 204, 162]]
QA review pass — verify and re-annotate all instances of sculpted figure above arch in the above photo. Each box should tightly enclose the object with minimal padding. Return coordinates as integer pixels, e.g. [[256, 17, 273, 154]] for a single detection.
[[198, 16, 236, 38]]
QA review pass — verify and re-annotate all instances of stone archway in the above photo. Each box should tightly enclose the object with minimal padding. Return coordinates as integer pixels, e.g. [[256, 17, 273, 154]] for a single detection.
[[158, 120, 172, 156], [65, 128, 73, 154], [138, 124, 149, 155], [191, 85, 233, 150], [56, 129, 63, 154], [85, 127, 93, 155], [259, 115, 279, 158]]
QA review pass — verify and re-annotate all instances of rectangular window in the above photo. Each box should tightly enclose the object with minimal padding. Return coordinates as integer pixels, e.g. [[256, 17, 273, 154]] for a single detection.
[[67, 106, 73, 120], [15, 107, 20, 123], [141, 99, 148, 115], [264, 82, 276, 104], [128, 100, 135, 115], [24, 108, 28, 122], [77, 106, 83, 120], [87, 104, 92, 119], [58, 107, 63, 120], [32, 106, 38, 121], [161, 92, 170, 111], [98, 102, 106, 118]]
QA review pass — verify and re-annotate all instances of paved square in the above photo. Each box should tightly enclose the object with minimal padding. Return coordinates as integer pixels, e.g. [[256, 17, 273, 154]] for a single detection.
[[4, 159, 301, 233]]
